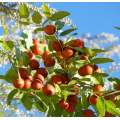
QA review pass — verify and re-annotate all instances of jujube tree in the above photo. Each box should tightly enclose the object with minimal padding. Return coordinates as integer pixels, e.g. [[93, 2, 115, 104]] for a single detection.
[[0, 3, 120, 117]]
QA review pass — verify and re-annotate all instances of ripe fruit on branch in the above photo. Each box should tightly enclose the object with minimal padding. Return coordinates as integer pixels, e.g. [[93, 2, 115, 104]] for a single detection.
[[83, 109, 95, 117], [104, 112, 113, 117], [56, 51, 64, 60], [42, 50, 50, 61], [36, 68, 48, 78], [23, 79, 31, 89], [78, 64, 93, 76], [66, 103, 75, 113], [34, 73, 44, 82], [44, 56, 55, 67], [26, 51, 34, 60], [89, 95, 98, 105], [67, 95, 78, 105], [51, 74, 69, 84], [93, 65, 101, 73], [62, 47, 74, 59], [29, 59, 39, 70], [93, 84, 104, 96], [42, 84, 55, 96], [43, 25, 56, 35], [80, 55, 88, 60], [32, 46, 42, 55], [19, 68, 28, 80], [51, 74, 63, 84], [13, 79, 25, 89], [33, 38, 39, 46], [59, 99, 69, 110], [31, 80, 43, 90], [115, 84, 120, 90], [70, 39, 84, 48], [26, 75, 33, 81], [51, 40, 63, 52], [60, 74, 69, 84]]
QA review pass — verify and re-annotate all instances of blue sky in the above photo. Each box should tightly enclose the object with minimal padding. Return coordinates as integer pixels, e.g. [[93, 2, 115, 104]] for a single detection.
[[33, 2, 120, 36]]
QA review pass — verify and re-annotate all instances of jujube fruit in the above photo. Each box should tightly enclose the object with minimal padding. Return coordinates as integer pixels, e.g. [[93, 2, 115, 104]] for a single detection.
[[19, 68, 28, 80], [66, 103, 75, 113], [51, 75, 63, 84], [44, 56, 55, 67], [93, 84, 104, 96], [23, 79, 31, 89], [115, 84, 120, 90], [13, 79, 24, 89], [56, 51, 64, 60], [51, 40, 63, 52], [36, 68, 48, 78], [34, 73, 44, 82], [26, 51, 34, 60], [78, 64, 93, 76], [43, 25, 56, 35], [93, 65, 101, 73], [31, 80, 43, 90], [59, 99, 69, 110], [32, 46, 42, 55], [60, 74, 69, 84], [83, 109, 94, 117], [80, 55, 88, 60], [62, 47, 74, 59], [70, 39, 84, 48], [42, 50, 50, 61], [29, 59, 39, 70], [89, 95, 98, 105], [33, 38, 39, 46], [42, 84, 55, 96], [26, 75, 33, 81], [104, 112, 113, 117], [67, 95, 78, 105]]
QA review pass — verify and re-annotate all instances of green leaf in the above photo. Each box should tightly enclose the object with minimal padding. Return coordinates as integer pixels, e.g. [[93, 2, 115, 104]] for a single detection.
[[0, 67, 17, 83], [60, 28, 77, 36], [18, 4, 29, 18], [92, 48, 106, 53], [7, 89, 19, 105], [32, 11, 42, 24], [108, 77, 120, 84], [34, 28, 43, 33], [91, 58, 113, 64], [21, 52, 29, 66], [51, 103, 64, 117], [35, 101, 47, 112], [21, 93, 33, 110], [21, 32, 28, 39], [105, 100, 120, 116], [54, 69, 64, 74], [55, 21, 64, 30], [114, 26, 120, 30], [42, 4, 51, 18], [51, 11, 70, 21], [81, 94, 89, 109], [6, 41, 14, 50], [93, 72, 108, 78], [96, 97, 105, 116]]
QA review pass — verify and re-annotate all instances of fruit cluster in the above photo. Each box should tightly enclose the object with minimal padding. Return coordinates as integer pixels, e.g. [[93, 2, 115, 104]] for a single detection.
[[11, 24, 116, 117]]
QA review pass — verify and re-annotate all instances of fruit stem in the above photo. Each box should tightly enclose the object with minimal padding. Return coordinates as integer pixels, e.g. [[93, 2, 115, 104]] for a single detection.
[[103, 90, 120, 97]]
